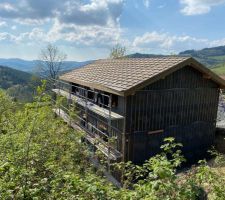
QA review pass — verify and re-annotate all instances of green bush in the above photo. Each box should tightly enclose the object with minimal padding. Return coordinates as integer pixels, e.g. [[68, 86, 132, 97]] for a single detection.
[[0, 84, 224, 199]]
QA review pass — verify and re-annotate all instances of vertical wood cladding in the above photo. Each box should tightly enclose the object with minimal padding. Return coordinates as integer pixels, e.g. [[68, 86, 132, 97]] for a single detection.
[[125, 66, 220, 164]]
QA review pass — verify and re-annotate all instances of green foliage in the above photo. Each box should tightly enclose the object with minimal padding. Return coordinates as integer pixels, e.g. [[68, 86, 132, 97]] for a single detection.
[[0, 89, 115, 199], [113, 138, 225, 200], [109, 44, 126, 59], [0, 66, 31, 88], [0, 86, 224, 199], [0, 65, 41, 102]]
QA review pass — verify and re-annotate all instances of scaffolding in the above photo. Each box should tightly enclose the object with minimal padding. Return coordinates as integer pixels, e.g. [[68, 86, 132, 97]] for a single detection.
[[47, 78, 123, 171]]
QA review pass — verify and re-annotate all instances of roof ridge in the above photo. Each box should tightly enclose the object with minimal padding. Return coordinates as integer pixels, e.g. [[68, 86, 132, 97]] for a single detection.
[[96, 56, 190, 61], [60, 57, 225, 96]]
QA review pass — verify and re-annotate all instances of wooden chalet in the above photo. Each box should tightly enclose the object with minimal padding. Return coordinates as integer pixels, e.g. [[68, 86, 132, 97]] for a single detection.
[[52, 57, 225, 165]]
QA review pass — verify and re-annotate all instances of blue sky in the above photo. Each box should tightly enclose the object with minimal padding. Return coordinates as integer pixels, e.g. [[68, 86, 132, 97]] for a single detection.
[[0, 0, 225, 61]]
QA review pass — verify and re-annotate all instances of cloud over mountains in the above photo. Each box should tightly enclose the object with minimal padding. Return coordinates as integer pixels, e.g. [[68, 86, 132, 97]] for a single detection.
[[0, 0, 225, 60]]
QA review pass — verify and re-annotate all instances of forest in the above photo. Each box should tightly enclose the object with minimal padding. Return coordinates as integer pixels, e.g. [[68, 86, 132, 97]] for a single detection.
[[0, 81, 224, 199], [0, 65, 40, 102]]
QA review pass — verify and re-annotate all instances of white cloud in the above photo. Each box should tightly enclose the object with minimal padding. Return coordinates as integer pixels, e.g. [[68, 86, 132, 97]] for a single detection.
[[60, 0, 124, 26], [143, 0, 150, 8], [0, 3, 17, 12], [158, 4, 166, 9], [0, 0, 124, 49], [209, 38, 225, 47], [0, 19, 123, 49], [0, 21, 7, 27], [132, 31, 225, 54], [0, 0, 125, 50], [3, 27, 225, 56], [11, 25, 16, 30], [47, 20, 124, 47], [0, 32, 16, 42], [0, 28, 47, 44], [2, 0, 225, 58], [0, 0, 124, 27], [180, 0, 225, 15]]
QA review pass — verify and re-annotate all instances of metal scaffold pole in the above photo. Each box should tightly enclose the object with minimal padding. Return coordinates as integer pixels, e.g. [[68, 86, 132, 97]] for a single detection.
[[58, 80, 61, 116], [85, 90, 88, 130], [107, 94, 112, 172], [68, 86, 72, 126], [51, 80, 123, 169]]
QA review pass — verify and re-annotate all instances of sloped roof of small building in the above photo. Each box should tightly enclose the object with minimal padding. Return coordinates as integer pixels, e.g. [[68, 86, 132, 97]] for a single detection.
[[60, 57, 225, 96]]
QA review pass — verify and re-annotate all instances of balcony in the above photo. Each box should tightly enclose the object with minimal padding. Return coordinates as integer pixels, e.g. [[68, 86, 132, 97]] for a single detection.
[[52, 88, 124, 120], [53, 108, 122, 160], [50, 79, 124, 160]]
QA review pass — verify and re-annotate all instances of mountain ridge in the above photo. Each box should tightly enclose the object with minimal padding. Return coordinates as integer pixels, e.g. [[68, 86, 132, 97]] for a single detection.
[[0, 58, 92, 72], [2, 45, 225, 73], [179, 45, 225, 67], [127, 46, 225, 67]]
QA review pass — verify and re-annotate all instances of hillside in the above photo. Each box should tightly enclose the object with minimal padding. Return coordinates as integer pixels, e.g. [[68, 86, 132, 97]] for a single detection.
[[128, 46, 225, 76], [211, 63, 225, 76], [0, 66, 39, 102], [3, 46, 225, 74], [0, 65, 31, 89], [128, 46, 225, 67], [179, 46, 225, 67], [0, 58, 92, 72]]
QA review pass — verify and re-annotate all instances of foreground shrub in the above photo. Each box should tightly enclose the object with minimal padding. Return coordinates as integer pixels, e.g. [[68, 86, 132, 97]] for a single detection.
[[0, 84, 224, 199]]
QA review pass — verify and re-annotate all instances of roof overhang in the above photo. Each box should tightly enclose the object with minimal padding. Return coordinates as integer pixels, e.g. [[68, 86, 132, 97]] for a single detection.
[[60, 57, 225, 97], [60, 76, 125, 96], [123, 57, 225, 96]]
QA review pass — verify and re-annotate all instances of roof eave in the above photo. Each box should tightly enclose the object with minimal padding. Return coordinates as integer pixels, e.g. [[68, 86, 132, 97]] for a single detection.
[[123, 57, 225, 96], [60, 57, 225, 97], [188, 57, 225, 88], [59, 75, 125, 96]]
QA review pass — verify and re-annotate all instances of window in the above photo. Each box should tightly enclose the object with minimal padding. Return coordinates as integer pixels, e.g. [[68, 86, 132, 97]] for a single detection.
[[71, 83, 79, 94], [87, 90, 94, 100], [112, 94, 118, 107]]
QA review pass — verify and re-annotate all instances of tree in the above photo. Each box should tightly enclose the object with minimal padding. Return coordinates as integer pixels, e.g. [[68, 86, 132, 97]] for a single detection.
[[37, 44, 67, 80], [109, 44, 126, 59]]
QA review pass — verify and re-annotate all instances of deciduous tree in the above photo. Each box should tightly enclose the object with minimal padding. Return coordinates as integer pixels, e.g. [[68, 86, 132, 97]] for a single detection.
[[37, 44, 67, 80], [109, 44, 126, 59]]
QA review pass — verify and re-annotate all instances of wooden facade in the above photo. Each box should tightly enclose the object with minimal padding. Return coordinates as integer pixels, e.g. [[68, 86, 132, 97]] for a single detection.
[[54, 57, 224, 167], [125, 66, 219, 164]]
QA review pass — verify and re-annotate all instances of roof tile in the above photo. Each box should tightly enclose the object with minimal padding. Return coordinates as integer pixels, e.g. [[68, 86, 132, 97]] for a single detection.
[[60, 57, 193, 94]]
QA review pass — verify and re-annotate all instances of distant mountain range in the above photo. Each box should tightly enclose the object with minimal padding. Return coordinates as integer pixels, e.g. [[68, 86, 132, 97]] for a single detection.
[[128, 46, 225, 68], [126, 46, 225, 75], [0, 58, 92, 72], [127, 53, 165, 58], [2, 45, 225, 75], [2, 45, 225, 101], [179, 45, 225, 67]]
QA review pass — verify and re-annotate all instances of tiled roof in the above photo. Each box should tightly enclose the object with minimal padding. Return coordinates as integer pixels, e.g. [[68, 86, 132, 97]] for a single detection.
[[60, 57, 225, 96]]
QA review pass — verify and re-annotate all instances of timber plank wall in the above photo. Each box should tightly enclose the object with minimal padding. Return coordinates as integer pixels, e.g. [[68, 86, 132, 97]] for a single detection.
[[125, 66, 220, 164]]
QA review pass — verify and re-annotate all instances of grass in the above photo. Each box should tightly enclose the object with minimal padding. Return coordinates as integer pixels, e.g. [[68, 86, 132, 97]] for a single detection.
[[208, 55, 225, 61], [211, 63, 225, 75]]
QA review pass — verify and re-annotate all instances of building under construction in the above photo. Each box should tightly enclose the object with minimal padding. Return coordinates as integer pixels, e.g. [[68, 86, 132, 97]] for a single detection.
[[52, 57, 225, 166]]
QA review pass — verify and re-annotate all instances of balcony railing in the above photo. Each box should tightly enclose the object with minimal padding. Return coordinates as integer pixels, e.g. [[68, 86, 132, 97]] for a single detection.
[[52, 88, 123, 120], [48, 78, 123, 160]]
